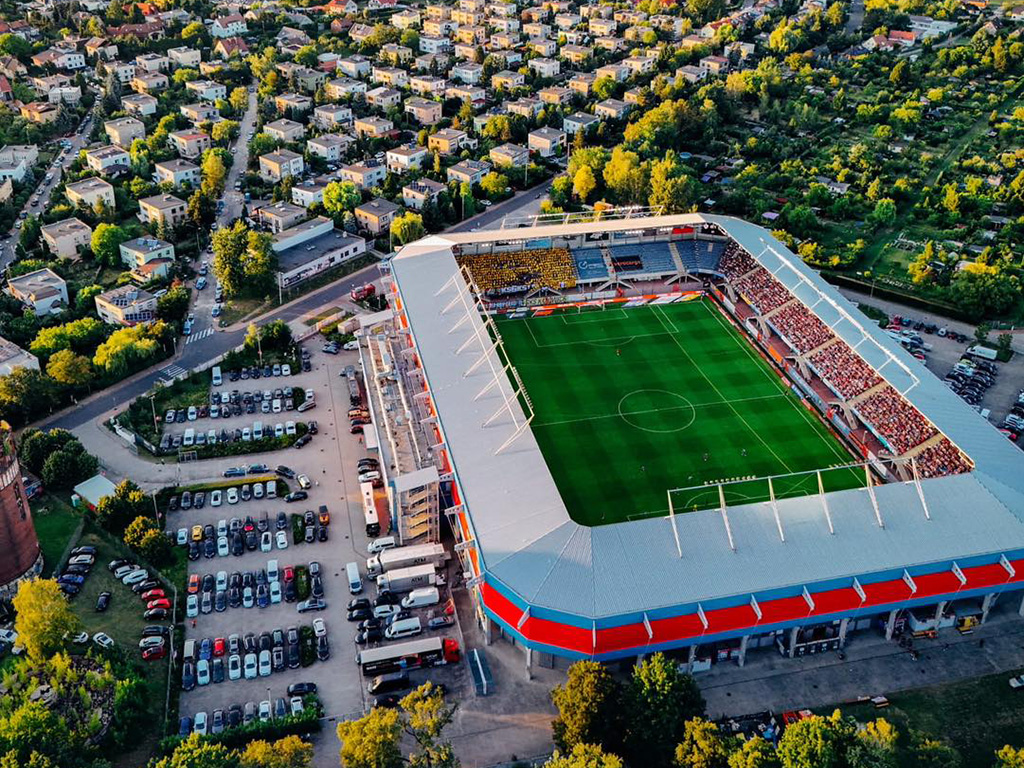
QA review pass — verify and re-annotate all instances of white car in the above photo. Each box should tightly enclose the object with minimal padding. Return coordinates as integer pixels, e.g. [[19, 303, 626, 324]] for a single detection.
[[217, 536, 230, 557], [217, 519, 228, 538], [267, 559, 279, 582], [297, 474, 311, 489], [122, 569, 149, 585], [210, 490, 222, 507], [216, 570, 228, 592], [275, 530, 289, 550], [312, 618, 327, 638], [92, 632, 114, 649], [193, 711, 208, 735], [243, 586, 254, 608], [253, 482, 264, 499], [243, 653, 258, 679], [260, 531, 272, 553], [258, 700, 271, 722], [71, 632, 88, 644], [290, 697, 303, 714], [227, 487, 239, 504], [343, 340, 359, 351], [196, 659, 210, 686], [258, 649, 272, 677], [285, 421, 296, 436], [282, 364, 291, 376], [139, 636, 165, 649], [228, 654, 241, 681], [186, 594, 199, 618], [274, 423, 284, 438], [69, 554, 94, 566], [1011, 675, 1024, 689], [176, 528, 188, 545], [269, 581, 282, 604], [113, 564, 135, 579]]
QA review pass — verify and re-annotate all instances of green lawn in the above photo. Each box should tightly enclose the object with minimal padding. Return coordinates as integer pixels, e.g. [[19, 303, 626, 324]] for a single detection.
[[496, 300, 863, 526], [31, 493, 83, 576]]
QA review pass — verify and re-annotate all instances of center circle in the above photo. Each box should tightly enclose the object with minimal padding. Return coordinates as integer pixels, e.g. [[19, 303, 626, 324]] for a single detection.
[[617, 389, 696, 434]]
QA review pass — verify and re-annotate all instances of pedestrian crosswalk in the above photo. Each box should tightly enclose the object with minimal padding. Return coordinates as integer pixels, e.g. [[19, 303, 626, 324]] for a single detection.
[[160, 365, 186, 382], [185, 328, 215, 345]]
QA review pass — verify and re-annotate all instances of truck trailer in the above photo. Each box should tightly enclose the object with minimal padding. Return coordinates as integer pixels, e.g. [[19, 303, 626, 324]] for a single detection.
[[367, 543, 446, 577], [376, 563, 438, 593]]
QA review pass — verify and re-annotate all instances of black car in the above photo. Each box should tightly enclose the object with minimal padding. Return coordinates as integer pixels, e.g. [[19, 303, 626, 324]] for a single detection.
[[358, 618, 381, 631], [108, 558, 129, 573], [308, 421, 318, 435], [245, 531, 258, 550], [272, 646, 285, 671], [133, 579, 160, 594], [375, 590, 401, 606], [227, 704, 243, 728], [95, 591, 111, 612], [284, 579, 297, 603], [228, 587, 242, 608], [59, 583, 80, 596], [287, 642, 300, 669], [311, 575, 324, 599], [215, 591, 227, 612], [373, 694, 401, 709], [258, 632, 272, 652], [178, 717, 192, 737], [349, 597, 371, 611], [276, 511, 288, 530], [276, 465, 296, 479], [64, 564, 91, 575], [71, 545, 97, 556], [188, 542, 200, 561], [231, 533, 244, 556], [347, 607, 372, 621], [142, 625, 171, 638], [285, 491, 308, 503], [212, 657, 225, 684], [287, 681, 318, 697], [243, 632, 257, 654], [168, 496, 179, 513], [204, 539, 216, 558], [294, 434, 312, 449], [318, 526, 329, 542], [182, 662, 196, 691], [356, 628, 383, 645], [194, 491, 206, 509]]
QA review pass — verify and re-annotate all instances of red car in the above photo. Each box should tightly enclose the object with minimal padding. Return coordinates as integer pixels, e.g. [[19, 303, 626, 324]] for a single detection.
[[213, 637, 226, 657], [141, 589, 166, 601], [142, 645, 167, 661], [187, 574, 200, 594], [147, 598, 172, 610]]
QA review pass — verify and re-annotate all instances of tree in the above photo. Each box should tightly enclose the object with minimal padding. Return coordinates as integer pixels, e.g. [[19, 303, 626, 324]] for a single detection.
[[998, 333, 1013, 357], [550, 175, 573, 208], [888, 60, 908, 85], [603, 147, 647, 205], [649, 154, 697, 214], [623, 654, 705, 768], [390, 212, 425, 246], [41, 439, 97, 489], [201, 152, 228, 196], [248, 132, 278, 161], [0, 369, 61, 426], [95, 479, 150, 534], [46, 350, 93, 389], [323, 181, 362, 218], [551, 661, 622, 754], [545, 744, 624, 768], [19, 215, 41, 254], [950, 265, 1020, 321], [93, 323, 165, 377], [872, 198, 896, 227], [479, 172, 509, 200], [0, 33, 31, 58], [124, 515, 171, 563], [777, 711, 855, 768], [157, 285, 191, 324], [593, 77, 617, 101], [152, 734, 236, 768], [229, 87, 249, 113], [213, 221, 248, 296], [399, 682, 459, 767], [30, 317, 107, 359], [727, 739, 779, 768], [459, 182, 475, 218], [12, 580, 80, 661], [0, 703, 75, 768], [337, 707, 403, 768], [75, 284, 103, 315], [674, 719, 729, 768], [187, 190, 215, 230], [573, 166, 596, 202], [212, 120, 240, 144], [17, 429, 77, 474], [239, 736, 313, 768], [90, 223, 129, 267], [974, 322, 991, 344], [181, 21, 206, 42], [172, 68, 199, 85]]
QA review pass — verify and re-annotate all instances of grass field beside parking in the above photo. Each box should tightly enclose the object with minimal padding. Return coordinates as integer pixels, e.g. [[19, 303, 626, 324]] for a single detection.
[[496, 300, 864, 526], [31, 493, 82, 576]]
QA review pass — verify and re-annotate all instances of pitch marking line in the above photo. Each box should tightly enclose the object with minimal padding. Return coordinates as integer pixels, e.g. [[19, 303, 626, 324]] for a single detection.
[[523, 319, 668, 349], [653, 304, 796, 475], [531, 392, 787, 429]]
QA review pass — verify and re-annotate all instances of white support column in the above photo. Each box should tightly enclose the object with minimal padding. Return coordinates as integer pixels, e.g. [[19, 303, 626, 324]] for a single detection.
[[686, 644, 697, 673], [525, 647, 533, 680], [934, 600, 947, 625], [483, 616, 493, 646], [788, 626, 799, 658], [738, 634, 749, 667], [838, 618, 849, 648], [1019, 593, 1024, 618], [982, 593, 996, 624], [885, 609, 898, 641]]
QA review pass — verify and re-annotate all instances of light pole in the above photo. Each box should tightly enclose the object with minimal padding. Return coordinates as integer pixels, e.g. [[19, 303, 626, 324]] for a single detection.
[[149, 394, 157, 430]]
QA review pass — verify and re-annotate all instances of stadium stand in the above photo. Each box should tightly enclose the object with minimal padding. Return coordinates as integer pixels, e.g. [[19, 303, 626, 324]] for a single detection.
[[457, 248, 577, 293], [734, 268, 790, 315], [915, 437, 972, 478], [695, 240, 725, 271], [809, 343, 883, 399], [856, 385, 938, 456], [637, 243, 675, 274], [573, 248, 609, 281], [718, 242, 758, 278], [770, 303, 833, 354]]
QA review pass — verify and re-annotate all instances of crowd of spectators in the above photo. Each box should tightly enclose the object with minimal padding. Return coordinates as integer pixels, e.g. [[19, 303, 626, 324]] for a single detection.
[[718, 242, 758, 278], [458, 248, 577, 294], [770, 303, 833, 354], [915, 437, 973, 478], [734, 269, 791, 315], [856, 386, 938, 456], [809, 343, 883, 399]]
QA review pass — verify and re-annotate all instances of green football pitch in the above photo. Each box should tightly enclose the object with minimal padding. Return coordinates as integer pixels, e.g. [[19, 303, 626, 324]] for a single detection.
[[495, 299, 866, 526]]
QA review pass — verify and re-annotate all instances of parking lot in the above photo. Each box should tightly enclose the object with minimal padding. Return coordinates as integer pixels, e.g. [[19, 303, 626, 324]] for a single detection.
[[172, 347, 467, 737]]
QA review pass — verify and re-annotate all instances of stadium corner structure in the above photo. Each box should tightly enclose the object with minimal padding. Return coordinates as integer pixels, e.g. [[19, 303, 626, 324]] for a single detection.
[[382, 213, 1024, 673]]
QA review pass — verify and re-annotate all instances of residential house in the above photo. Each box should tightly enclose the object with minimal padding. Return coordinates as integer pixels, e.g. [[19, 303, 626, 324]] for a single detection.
[[259, 149, 304, 182], [404, 98, 442, 125], [409, 75, 446, 97], [255, 201, 307, 232], [371, 66, 408, 88], [104, 116, 145, 148], [135, 52, 170, 72], [445, 84, 486, 105], [103, 60, 135, 84], [46, 83, 81, 105], [507, 98, 543, 118], [180, 102, 219, 123], [167, 46, 201, 68], [699, 55, 729, 75], [213, 37, 249, 59], [564, 112, 600, 135], [428, 128, 469, 155], [85, 145, 130, 175], [380, 43, 414, 65], [325, 77, 366, 99], [31, 48, 85, 70], [451, 62, 482, 83], [528, 127, 566, 158], [95, 285, 157, 326], [20, 102, 58, 124], [307, 133, 352, 162], [65, 177, 115, 210], [119, 237, 175, 278], [7, 268, 67, 316], [0, 145, 37, 183], [491, 70, 524, 89], [447, 158, 490, 185], [337, 55, 371, 78], [264, 119, 305, 143], [313, 104, 352, 129], [41, 217, 91, 259], [529, 57, 560, 78], [185, 79, 227, 102], [538, 86, 572, 105], [595, 98, 630, 119], [354, 198, 399, 234], [402, 178, 445, 210], [131, 72, 168, 93], [138, 194, 187, 227], [122, 93, 158, 116], [354, 116, 394, 139], [275, 92, 312, 114], [490, 143, 529, 169], [154, 159, 201, 188], [0, 338, 39, 375], [386, 145, 428, 173], [366, 86, 402, 109], [419, 35, 451, 54], [168, 130, 211, 159], [339, 161, 386, 189], [596, 63, 628, 82], [85, 37, 118, 59], [529, 38, 557, 57], [292, 182, 326, 208], [561, 44, 592, 65], [211, 14, 247, 37], [568, 72, 597, 96], [676, 64, 707, 84]]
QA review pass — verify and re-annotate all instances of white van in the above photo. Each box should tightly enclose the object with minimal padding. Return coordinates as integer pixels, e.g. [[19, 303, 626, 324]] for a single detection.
[[212, 366, 222, 387], [401, 586, 440, 609], [253, 421, 264, 440], [384, 617, 422, 640], [346, 562, 362, 594], [183, 428, 195, 446], [183, 639, 197, 661], [367, 536, 397, 555], [297, 399, 316, 413]]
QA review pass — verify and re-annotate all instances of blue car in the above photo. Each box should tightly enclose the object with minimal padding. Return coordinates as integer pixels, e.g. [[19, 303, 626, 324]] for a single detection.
[[199, 637, 213, 661], [57, 574, 84, 585], [178, 717, 192, 737]]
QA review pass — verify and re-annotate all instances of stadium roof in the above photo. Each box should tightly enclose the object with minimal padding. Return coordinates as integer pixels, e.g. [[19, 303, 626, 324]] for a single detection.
[[390, 214, 1024, 621]]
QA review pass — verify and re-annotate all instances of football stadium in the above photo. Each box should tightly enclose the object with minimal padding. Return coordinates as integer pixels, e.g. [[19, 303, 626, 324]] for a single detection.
[[383, 213, 1024, 672]]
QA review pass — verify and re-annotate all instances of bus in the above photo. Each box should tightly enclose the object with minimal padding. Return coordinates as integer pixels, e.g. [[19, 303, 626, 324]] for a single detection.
[[361, 481, 380, 537], [356, 637, 461, 677]]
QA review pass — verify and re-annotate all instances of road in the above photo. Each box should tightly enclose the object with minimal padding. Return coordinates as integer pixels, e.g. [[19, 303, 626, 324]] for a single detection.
[[447, 178, 551, 233], [185, 89, 259, 348], [2, 108, 96, 267]]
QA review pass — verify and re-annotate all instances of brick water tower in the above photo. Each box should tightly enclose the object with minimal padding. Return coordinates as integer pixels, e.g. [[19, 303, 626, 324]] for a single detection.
[[0, 423, 42, 597]]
